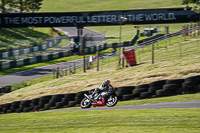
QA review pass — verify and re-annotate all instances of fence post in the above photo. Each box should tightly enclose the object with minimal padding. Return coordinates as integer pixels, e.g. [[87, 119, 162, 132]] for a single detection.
[[96, 50, 99, 71], [69, 65, 71, 75], [61, 68, 64, 77], [190, 23, 193, 37], [73, 62, 76, 74], [151, 43, 154, 64], [121, 47, 125, 68], [194, 24, 197, 37], [83, 51, 86, 73], [65, 67, 68, 76], [56, 67, 59, 78]]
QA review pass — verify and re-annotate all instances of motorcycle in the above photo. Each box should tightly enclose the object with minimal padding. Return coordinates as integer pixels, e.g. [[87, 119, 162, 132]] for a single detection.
[[80, 87, 118, 109]]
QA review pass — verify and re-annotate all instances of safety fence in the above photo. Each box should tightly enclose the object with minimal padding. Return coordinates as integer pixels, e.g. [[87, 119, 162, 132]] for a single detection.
[[136, 25, 200, 48], [0, 50, 68, 70], [0, 41, 136, 71], [0, 36, 68, 59], [0, 75, 199, 114], [52, 62, 77, 79], [133, 26, 200, 65]]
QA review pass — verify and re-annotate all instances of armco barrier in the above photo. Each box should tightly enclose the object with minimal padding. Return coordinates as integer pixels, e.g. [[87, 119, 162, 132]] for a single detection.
[[29, 57, 36, 65], [0, 35, 137, 71], [24, 58, 30, 65], [0, 75, 199, 114], [53, 52, 59, 59], [10, 60, 17, 68], [0, 61, 10, 70], [0, 37, 62, 59], [16, 59, 24, 67], [36, 55, 42, 63], [58, 52, 64, 58], [48, 54, 54, 60], [42, 55, 49, 62]]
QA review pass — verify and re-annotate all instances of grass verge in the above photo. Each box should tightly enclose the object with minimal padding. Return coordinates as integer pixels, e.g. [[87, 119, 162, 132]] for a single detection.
[[0, 27, 51, 43], [40, 0, 183, 12], [0, 107, 199, 133]]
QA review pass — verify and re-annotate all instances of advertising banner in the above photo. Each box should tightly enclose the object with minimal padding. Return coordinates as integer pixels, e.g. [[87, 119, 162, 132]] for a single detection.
[[0, 8, 198, 28]]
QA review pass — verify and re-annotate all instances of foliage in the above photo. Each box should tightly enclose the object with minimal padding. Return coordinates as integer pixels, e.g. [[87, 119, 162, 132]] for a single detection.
[[0, 0, 5, 13], [25, 0, 43, 13], [1, 0, 43, 13], [11, 81, 29, 91], [181, 0, 200, 12]]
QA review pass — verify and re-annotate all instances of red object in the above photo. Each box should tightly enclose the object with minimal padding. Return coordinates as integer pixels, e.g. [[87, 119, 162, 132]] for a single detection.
[[124, 49, 137, 66], [182, 28, 188, 36], [92, 98, 106, 107]]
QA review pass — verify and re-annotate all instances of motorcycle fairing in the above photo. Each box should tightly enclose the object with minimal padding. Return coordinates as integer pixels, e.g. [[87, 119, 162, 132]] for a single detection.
[[92, 98, 106, 107]]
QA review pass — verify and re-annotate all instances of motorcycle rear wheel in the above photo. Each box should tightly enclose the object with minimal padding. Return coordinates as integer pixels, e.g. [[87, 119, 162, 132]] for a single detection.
[[81, 98, 92, 109], [106, 95, 118, 107]]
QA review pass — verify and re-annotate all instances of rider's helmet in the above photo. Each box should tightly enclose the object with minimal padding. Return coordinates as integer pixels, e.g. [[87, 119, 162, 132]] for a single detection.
[[104, 80, 110, 86]]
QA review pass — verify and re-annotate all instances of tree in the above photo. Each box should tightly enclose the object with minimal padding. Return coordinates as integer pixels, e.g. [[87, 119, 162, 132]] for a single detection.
[[7, 0, 43, 13], [1, 0, 13, 13], [7, 0, 22, 13], [181, 0, 200, 12], [26, 0, 43, 13], [1, 0, 6, 13]]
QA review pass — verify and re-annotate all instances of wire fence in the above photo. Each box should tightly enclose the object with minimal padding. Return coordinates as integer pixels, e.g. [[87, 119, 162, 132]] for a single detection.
[[92, 24, 200, 70], [53, 24, 200, 79], [135, 25, 200, 65]]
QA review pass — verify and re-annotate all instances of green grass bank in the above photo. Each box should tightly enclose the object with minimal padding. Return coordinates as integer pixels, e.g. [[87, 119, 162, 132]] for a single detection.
[[0, 107, 199, 133]]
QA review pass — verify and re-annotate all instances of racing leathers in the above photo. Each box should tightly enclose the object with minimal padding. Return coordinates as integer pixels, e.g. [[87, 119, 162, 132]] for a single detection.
[[92, 82, 113, 102]]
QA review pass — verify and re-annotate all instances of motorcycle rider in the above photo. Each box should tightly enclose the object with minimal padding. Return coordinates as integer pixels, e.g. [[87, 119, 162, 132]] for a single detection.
[[92, 80, 113, 106]]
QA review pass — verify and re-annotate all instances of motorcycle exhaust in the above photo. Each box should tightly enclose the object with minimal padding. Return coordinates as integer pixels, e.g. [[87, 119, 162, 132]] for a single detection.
[[84, 94, 90, 99]]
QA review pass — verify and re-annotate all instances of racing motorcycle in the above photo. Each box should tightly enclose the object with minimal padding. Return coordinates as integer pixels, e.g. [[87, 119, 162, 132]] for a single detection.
[[80, 87, 118, 109]]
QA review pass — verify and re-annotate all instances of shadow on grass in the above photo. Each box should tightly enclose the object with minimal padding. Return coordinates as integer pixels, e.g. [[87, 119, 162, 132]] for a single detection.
[[0, 28, 49, 43]]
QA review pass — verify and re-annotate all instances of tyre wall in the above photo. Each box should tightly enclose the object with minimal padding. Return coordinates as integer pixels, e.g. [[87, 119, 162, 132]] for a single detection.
[[0, 75, 200, 114]]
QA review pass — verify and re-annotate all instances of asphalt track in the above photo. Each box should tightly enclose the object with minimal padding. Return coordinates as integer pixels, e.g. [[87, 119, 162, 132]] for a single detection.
[[47, 101, 200, 112]]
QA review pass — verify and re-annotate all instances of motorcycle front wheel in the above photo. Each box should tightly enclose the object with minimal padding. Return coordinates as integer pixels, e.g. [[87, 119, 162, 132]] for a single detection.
[[106, 95, 118, 107], [81, 98, 92, 109]]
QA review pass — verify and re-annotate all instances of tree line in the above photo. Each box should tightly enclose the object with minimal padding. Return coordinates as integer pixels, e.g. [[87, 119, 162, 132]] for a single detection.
[[1, 0, 43, 13]]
